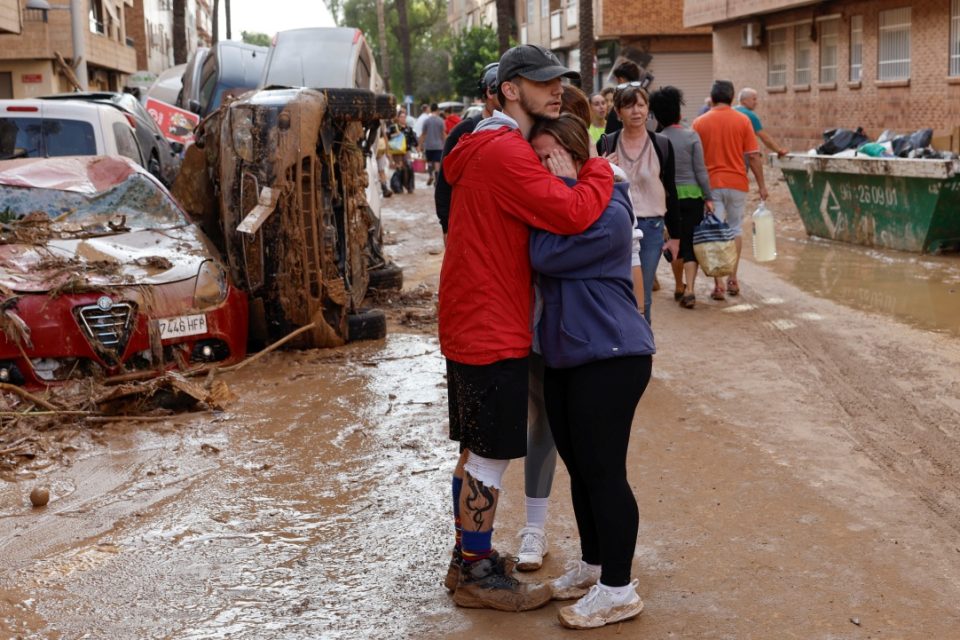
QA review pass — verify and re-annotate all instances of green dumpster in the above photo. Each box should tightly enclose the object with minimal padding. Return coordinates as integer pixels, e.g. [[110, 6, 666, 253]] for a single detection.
[[776, 154, 960, 253]]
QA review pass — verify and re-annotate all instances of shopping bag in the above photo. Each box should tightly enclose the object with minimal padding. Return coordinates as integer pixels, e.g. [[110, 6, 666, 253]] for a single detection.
[[692, 212, 737, 277], [388, 132, 407, 155]]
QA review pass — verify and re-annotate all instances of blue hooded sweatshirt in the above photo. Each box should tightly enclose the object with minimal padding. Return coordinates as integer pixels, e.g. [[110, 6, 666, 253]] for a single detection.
[[530, 179, 656, 369]]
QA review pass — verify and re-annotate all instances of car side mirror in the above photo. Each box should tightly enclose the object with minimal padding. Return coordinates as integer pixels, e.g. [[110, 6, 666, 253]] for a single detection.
[[170, 141, 184, 154], [188, 99, 201, 115]]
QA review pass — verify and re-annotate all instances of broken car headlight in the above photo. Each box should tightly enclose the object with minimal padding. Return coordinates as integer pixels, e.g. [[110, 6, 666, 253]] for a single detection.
[[232, 111, 255, 163], [193, 260, 228, 309]]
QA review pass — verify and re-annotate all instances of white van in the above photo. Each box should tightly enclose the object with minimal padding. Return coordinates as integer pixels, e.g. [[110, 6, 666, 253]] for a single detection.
[[0, 100, 143, 165]]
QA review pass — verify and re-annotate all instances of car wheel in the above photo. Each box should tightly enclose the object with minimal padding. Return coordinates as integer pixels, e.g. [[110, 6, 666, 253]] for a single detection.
[[374, 93, 396, 120], [347, 307, 387, 341], [368, 262, 403, 291], [325, 88, 380, 121]]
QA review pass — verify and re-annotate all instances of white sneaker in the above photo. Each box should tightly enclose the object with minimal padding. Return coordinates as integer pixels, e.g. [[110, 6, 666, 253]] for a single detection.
[[549, 560, 601, 600], [558, 580, 644, 629], [515, 526, 548, 571]]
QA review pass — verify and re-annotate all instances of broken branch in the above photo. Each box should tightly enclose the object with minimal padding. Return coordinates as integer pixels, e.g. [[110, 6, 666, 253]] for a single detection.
[[0, 383, 62, 411]]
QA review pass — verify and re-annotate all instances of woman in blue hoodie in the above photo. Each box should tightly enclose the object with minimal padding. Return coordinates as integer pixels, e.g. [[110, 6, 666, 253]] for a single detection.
[[528, 113, 656, 630]]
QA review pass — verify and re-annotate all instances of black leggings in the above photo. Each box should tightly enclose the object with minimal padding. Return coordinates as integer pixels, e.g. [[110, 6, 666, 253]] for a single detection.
[[544, 355, 652, 587]]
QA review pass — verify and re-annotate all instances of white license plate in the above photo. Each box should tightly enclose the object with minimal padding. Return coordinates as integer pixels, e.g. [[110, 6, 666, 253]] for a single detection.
[[158, 314, 208, 340]]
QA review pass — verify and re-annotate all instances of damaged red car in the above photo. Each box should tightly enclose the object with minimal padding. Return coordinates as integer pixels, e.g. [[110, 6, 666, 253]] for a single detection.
[[0, 156, 248, 388]]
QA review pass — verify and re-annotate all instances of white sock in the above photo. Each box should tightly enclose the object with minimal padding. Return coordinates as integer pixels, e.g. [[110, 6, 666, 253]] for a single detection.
[[524, 496, 549, 530], [598, 581, 635, 599]]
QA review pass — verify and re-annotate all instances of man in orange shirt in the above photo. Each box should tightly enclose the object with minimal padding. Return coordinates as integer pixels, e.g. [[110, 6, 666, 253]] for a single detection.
[[692, 80, 767, 299]]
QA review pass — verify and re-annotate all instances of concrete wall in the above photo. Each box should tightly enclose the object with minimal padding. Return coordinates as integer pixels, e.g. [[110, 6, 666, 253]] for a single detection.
[[0, 0, 21, 34], [0, 59, 73, 97], [710, 0, 960, 151]]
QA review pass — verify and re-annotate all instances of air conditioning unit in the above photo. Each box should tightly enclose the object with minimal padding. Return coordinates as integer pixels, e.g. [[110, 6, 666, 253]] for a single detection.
[[741, 22, 762, 48]]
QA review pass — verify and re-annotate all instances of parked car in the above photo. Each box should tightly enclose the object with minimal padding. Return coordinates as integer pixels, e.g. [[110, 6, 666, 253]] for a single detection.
[[181, 41, 267, 119], [0, 156, 248, 388], [38, 91, 182, 186], [0, 99, 143, 166], [144, 63, 187, 107], [260, 27, 383, 93]]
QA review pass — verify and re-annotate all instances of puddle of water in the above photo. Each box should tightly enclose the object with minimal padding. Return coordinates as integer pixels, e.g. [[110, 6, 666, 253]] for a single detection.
[[761, 233, 960, 336]]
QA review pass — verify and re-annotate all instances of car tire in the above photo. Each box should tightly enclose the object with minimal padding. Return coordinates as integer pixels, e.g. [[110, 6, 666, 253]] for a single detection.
[[374, 93, 396, 120], [325, 88, 379, 121], [347, 307, 387, 341], [367, 262, 403, 291]]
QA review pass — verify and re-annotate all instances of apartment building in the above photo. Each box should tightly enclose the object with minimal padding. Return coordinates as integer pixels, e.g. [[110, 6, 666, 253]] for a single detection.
[[447, 0, 713, 123], [0, 0, 136, 97], [684, 0, 960, 150]]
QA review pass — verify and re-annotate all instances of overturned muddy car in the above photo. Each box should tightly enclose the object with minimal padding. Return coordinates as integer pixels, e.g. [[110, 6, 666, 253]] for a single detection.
[[0, 156, 248, 388], [173, 85, 397, 348]]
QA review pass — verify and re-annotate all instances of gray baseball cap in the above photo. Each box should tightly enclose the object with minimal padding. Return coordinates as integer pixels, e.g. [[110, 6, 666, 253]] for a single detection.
[[497, 45, 580, 85]]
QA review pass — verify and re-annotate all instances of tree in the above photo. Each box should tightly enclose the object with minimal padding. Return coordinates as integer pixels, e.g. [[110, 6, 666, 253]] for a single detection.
[[450, 25, 499, 100], [495, 0, 516, 55], [578, 0, 595, 92], [241, 31, 271, 47]]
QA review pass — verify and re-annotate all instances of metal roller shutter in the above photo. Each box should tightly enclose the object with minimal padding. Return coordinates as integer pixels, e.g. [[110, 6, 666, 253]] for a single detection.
[[646, 52, 714, 125]]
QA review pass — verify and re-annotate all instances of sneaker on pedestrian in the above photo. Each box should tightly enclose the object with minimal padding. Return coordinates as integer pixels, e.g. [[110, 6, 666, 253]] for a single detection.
[[550, 559, 602, 600], [558, 580, 644, 630], [453, 552, 552, 611], [516, 526, 548, 571]]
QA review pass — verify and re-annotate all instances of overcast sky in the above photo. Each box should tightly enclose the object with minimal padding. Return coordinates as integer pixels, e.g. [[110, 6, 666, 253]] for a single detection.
[[218, 0, 337, 41]]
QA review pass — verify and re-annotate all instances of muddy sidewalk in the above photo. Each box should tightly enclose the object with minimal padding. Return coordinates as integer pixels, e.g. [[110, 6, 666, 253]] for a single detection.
[[3, 173, 960, 638]]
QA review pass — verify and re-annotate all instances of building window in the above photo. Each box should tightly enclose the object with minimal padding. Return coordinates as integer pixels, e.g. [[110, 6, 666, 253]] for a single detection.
[[89, 0, 105, 34], [951, 0, 960, 76], [567, 0, 578, 29], [768, 27, 787, 86], [541, 0, 548, 18], [850, 15, 863, 82], [878, 7, 911, 80], [795, 24, 812, 85], [819, 19, 839, 83], [526, 0, 534, 23]]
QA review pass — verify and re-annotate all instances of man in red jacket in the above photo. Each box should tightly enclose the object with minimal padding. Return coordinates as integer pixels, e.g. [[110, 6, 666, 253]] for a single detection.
[[439, 44, 614, 612]]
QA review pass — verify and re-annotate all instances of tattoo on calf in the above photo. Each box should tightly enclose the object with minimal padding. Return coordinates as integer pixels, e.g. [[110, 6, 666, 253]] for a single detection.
[[464, 473, 496, 530]]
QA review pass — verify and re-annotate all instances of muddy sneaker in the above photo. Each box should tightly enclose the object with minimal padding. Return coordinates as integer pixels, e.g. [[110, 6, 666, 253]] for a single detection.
[[444, 548, 462, 592], [516, 526, 548, 571], [550, 560, 601, 600], [453, 553, 552, 611], [558, 580, 644, 630]]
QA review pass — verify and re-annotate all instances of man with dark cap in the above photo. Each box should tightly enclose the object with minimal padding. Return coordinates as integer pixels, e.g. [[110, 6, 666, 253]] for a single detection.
[[439, 44, 613, 612]]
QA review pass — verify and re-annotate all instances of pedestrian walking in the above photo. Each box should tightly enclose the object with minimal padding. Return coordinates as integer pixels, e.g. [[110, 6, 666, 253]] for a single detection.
[[419, 103, 446, 186], [528, 113, 655, 629], [588, 93, 607, 143], [386, 107, 417, 194], [649, 86, 713, 309], [599, 84, 679, 324], [603, 59, 642, 135], [735, 88, 789, 157], [439, 43, 613, 612], [692, 80, 768, 299], [413, 103, 430, 137]]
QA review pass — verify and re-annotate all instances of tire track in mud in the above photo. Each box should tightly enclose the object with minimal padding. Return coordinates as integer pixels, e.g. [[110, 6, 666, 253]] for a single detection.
[[740, 281, 960, 533]]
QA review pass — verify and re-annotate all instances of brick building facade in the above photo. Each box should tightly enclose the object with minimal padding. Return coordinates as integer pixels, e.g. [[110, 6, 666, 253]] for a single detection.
[[686, 0, 960, 150], [0, 0, 21, 34]]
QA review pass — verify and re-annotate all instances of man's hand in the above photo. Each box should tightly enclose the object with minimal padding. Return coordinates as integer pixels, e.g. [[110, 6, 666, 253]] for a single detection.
[[777, 148, 789, 158], [545, 146, 578, 179], [758, 185, 769, 201], [704, 199, 715, 213]]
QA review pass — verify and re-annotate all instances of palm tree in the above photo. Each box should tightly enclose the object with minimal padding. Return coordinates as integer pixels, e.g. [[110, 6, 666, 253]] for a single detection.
[[495, 0, 516, 55], [578, 0, 594, 92], [395, 0, 414, 98]]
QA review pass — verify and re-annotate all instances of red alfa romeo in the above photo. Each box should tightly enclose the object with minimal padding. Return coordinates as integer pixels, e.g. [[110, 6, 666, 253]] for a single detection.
[[0, 156, 248, 388]]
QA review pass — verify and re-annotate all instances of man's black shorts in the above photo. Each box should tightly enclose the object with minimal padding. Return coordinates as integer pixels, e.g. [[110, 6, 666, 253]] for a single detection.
[[446, 356, 529, 460], [425, 149, 443, 163]]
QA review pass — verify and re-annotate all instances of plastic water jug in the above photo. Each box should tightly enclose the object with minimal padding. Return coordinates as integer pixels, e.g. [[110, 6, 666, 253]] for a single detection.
[[752, 201, 777, 262]]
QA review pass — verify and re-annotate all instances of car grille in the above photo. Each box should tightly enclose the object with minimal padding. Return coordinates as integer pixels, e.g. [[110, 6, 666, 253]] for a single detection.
[[77, 302, 135, 359]]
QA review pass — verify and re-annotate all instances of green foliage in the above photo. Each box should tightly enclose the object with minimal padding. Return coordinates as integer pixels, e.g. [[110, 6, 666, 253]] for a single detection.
[[241, 31, 271, 47], [450, 24, 499, 100], [323, 0, 452, 103]]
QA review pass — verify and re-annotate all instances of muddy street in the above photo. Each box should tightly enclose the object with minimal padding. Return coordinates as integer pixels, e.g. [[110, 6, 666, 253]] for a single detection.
[[3, 170, 960, 639]]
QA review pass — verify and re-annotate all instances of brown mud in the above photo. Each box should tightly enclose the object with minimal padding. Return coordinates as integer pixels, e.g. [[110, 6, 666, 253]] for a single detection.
[[2, 171, 960, 638]]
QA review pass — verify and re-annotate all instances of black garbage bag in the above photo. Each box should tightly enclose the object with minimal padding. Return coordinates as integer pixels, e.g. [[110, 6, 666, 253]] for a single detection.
[[817, 127, 869, 155], [891, 128, 934, 157]]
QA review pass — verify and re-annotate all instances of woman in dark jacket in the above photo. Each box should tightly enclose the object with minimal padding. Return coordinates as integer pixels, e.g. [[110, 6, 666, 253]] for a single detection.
[[528, 113, 655, 631], [598, 84, 679, 324]]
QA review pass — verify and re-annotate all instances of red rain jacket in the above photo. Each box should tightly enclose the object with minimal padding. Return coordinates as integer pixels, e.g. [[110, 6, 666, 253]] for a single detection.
[[439, 125, 613, 365]]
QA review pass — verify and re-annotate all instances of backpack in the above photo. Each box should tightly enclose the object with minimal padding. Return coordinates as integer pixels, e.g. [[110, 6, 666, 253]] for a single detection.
[[598, 129, 670, 163]]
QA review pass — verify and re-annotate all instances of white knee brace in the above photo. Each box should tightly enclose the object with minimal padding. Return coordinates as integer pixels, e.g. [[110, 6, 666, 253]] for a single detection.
[[463, 452, 511, 490]]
